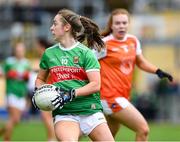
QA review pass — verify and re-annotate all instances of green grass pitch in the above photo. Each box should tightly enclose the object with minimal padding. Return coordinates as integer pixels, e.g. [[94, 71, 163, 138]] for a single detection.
[[0, 120, 180, 141]]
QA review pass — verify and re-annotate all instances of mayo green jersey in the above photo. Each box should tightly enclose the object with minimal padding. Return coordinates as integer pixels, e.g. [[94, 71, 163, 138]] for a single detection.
[[3, 57, 31, 98], [40, 42, 103, 116]]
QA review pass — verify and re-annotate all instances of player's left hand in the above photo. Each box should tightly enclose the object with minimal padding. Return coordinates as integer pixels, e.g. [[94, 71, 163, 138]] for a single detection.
[[62, 89, 76, 103], [51, 88, 76, 109], [156, 69, 173, 82]]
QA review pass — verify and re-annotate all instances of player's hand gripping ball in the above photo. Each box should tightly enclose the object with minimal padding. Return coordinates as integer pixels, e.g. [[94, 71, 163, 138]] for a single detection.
[[32, 84, 64, 111], [32, 84, 76, 111]]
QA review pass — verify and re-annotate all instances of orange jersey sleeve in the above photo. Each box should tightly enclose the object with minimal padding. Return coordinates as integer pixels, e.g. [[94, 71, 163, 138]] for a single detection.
[[100, 34, 141, 101]]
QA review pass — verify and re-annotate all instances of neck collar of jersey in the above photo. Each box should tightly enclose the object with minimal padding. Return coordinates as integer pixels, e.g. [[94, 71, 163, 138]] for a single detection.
[[110, 34, 127, 42], [58, 41, 79, 51]]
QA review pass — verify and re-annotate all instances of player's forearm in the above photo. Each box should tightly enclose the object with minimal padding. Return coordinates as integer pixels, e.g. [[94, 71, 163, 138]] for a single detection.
[[35, 69, 49, 88], [35, 77, 46, 88], [75, 81, 100, 97], [137, 61, 158, 73], [136, 54, 158, 73]]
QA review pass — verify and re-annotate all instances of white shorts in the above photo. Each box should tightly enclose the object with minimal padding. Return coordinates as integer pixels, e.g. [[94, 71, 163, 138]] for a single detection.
[[54, 112, 106, 135], [101, 97, 130, 115], [6, 94, 26, 111]]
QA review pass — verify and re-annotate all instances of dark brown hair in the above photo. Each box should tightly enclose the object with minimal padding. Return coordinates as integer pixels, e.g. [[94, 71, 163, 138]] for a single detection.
[[37, 37, 52, 49], [101, 8, 130, 37], [58, 9, 104, 51]]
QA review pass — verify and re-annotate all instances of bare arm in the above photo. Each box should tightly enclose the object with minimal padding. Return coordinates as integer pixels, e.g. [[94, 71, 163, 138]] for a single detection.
[[75, 71, 100, 97], [35, 69, 49, 88], [136, 54, 173, 81], [136, 54, 158, 73]]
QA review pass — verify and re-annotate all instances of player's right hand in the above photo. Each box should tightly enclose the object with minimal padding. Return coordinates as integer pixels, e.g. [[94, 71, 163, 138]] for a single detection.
[[32, 95, 39, 110]]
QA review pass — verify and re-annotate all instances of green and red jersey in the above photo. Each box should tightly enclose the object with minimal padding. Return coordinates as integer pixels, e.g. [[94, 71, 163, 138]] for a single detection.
[[3, 57, 31, 98], [39, 42, 103, 115]]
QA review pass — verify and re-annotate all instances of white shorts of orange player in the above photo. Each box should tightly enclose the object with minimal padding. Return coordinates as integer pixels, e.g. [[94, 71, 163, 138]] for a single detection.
[[101, 97, 130, 115]]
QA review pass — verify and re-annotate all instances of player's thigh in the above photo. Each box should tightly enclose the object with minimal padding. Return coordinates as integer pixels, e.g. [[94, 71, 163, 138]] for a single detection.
[[111, 103, 148, 132], [106, 114, 121, 126], [54, 121, 81, 141], [89, 122, 114, 141], [105, 114, 121, 131]]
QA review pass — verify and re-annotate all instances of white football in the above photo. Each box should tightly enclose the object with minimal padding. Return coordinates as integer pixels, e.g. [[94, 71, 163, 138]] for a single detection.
[[34, 84, 59, 111]]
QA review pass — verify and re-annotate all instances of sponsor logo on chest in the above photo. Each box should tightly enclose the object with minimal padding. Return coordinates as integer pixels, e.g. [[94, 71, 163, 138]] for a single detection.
[[73, 56, 79, 64]]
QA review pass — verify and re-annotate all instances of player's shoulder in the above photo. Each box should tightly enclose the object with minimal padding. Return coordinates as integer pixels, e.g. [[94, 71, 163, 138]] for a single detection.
[[76, 42, 89, 50], [126, 34, 139, 41], [45, 43, 59, 51], [5, 56, 15, 64], [102, 34, 114, 42], [76, 42, 93, 54], [43, 43, 60, 56], [6, 56, 14, 61]]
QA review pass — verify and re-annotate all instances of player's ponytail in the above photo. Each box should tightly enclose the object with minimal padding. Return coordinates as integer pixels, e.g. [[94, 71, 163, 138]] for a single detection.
[[58, 9, 104, 51], [78, 16, 104, 51]]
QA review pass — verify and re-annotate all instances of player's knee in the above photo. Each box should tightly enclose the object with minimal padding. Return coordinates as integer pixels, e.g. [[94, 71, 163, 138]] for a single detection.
[[12, 117, 21, 125], [143, 126, 149, 137], [138, 124, 149, 137]]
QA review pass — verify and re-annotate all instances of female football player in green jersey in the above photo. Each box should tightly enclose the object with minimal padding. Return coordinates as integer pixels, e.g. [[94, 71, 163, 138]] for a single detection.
[[34, 9, 114, 141], [0, 42, 31, 141]]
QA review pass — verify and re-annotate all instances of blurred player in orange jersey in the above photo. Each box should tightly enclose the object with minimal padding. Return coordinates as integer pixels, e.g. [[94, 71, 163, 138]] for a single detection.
[[94, 8, 173, 141], [27, 37, 56, 141]]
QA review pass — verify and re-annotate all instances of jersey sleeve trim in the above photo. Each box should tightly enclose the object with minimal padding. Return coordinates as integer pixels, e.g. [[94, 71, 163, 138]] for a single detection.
[[86, 69, 100, 72]]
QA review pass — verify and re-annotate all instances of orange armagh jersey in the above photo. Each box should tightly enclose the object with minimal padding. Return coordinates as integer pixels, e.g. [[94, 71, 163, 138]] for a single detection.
[[99, 34, 142, 101]]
